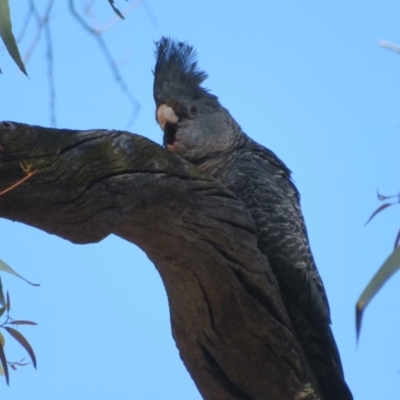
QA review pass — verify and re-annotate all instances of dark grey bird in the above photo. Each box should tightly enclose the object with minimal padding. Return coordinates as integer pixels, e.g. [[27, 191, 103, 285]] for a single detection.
[[153, 37, 353, 400]]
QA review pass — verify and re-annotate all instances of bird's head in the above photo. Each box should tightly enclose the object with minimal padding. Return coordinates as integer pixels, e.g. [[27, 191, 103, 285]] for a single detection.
[[153, 37, 243, 164]]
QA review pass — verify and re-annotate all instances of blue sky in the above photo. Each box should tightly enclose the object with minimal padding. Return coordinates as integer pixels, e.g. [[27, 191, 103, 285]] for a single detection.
[[1, 1, 400, 399]]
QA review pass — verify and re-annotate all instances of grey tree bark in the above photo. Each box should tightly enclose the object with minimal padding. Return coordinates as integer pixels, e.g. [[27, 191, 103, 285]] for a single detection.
[[0, 121, 321, 400]]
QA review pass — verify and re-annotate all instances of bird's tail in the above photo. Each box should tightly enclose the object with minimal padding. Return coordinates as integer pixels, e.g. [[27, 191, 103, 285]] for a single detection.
[[284, 294, 353, 400], [315, 326, 353, 400]]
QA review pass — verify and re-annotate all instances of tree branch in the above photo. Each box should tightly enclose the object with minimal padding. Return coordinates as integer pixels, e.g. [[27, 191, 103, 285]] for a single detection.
[[0, 121, 320, 400]]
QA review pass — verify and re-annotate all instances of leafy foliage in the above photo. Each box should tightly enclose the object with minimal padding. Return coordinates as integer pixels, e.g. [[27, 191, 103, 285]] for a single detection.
[[0, 167, 39, 384], [356, 191, 400, 339], [0, 282, 38, 385]]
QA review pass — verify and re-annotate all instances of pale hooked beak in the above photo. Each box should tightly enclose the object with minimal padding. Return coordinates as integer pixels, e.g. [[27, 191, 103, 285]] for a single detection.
[[156, 104, 180, 153], [156, 104, 178, 131]]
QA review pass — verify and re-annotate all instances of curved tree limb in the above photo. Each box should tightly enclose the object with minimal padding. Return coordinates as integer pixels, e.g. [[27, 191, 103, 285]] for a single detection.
[[0, 121, 320, 400]]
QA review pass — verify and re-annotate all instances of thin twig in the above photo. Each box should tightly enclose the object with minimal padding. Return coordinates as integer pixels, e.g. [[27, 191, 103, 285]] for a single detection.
[[68, 0, 98, 35], [44, 5, 56, 127], [68, 0, 140, 127], [98, 0, 142, 33], [141, 0, 158, 29], [23, 0, 44, 64], [24, 1, 56, 125], [24, 0, 54, 65], [83, 0, 96, 16], [379, 40, 400, 54], [16, 2, 34, 43], [0, 168, 39, 197]]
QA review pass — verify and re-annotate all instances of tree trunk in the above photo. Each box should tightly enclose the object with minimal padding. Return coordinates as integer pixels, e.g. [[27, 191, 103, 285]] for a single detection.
[[0, 121, 320, 400]]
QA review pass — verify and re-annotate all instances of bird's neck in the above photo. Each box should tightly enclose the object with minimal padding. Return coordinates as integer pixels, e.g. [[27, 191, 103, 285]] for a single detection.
[[194, 131, 248, 179]]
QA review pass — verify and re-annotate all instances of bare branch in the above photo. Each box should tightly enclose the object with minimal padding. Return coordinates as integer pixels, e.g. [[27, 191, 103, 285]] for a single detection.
[[141, 0, 158, 29], [379, 40, 400, 54], [68, 0, 140, 127], [99, 0, 142, 33], [0, 121, 321, 400], [43, 8, 56, 126], [24, 0, 54, 65], [16, 2, 35, 43], [22, 0, 56, 125]]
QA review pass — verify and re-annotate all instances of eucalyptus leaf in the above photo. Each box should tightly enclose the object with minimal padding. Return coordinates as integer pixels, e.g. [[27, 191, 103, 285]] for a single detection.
[[108, 0, 125, 19], [0, 331, 8, 384], [4, 327, 36, 369], [0, 0, 27, 75], [0, 277, 5, 306], [0, 259, 40, 286], [356, 246, 400, 339]]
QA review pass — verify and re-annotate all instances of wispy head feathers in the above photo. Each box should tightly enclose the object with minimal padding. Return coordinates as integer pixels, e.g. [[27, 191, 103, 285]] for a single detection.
[[153, 37, 213, 104], [155, 37, 208, 85]]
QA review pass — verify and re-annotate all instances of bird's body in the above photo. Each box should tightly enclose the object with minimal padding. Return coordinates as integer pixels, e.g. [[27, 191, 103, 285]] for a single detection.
[[153, 37, 353, 400]]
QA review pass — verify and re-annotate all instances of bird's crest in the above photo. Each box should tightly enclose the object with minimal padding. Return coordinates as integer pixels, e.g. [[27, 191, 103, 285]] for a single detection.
[[153, 37, 212, 104]]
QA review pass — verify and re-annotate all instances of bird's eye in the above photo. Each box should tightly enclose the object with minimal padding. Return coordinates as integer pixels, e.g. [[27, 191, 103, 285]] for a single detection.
[[189, 106, 197, 115]]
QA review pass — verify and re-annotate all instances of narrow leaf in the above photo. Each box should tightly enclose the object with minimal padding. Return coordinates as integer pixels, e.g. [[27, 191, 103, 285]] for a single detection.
[[10, 320, 37, 326], [108, 0, 125, 19], [9, 364, 16, 371], [15, 361, 29, 367], [365, 203, 393, 226], [6, 291, 9, 312], [0, 259, 40, 286], [0, 306, 6, 318], [356, 246, 400, 339], [4, 327, 36, 369], [0, 332, 9, 385], [394, 227, 400, 249], [0, 277, 5, 306], [0, 0, 27, 75], [377, 190, 395, 201]]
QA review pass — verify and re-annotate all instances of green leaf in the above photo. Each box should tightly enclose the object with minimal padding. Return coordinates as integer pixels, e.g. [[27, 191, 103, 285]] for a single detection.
[[365, 203, 394, 226], [0, 0, 27, 75], [4, 327, 36, 369], [0, 332, 9, 385], [0, 306, 6, 318], [0, 277, 5, 307], [108, 0, 125, 19], [356, 246, 400, 339], [0, 258, 40, 286], [10, 320, 37, 326]]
